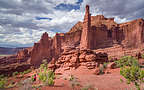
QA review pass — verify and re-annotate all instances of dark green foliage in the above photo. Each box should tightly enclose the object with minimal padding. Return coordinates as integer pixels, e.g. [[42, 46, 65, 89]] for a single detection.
[[115, 56, 139, 67]]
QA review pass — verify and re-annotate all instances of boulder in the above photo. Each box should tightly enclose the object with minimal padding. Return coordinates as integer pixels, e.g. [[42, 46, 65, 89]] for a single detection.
[[107, 62, 116, 69]]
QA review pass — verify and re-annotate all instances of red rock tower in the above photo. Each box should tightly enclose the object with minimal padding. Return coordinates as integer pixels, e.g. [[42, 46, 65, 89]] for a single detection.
[[80, 5, 91, 49]]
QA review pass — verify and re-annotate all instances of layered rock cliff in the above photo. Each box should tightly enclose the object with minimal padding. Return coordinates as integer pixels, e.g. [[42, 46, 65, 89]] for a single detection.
[[1, 5, 144, 70]]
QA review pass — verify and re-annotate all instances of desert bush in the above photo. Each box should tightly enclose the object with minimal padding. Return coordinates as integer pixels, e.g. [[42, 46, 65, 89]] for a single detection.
[[0, 79, 6, 88], [118, 56, 144, 90], [38, 60, 55, 86], [46, 78, 55, 86], [69, 75, 80, 89], [120, 66, 144, 90], [40, 59, 48, 70], [115, 56, 139, 68], [38, 69, 55, 86], [0, 76, 7, 88]]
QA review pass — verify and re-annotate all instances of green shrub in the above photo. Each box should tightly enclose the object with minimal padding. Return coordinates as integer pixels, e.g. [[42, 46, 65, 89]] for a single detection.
[[115, 56, 139, 68], [0, 76, 7, 88], [40, 59, 48, 70], [47, 70, 55, 79], [120, 66, 144, 90], [38, 71, 47, 82], [47, 78, 54, 86], [118, 56, 144, 90], [0, 80, 6, 88], [38, 60, 55, 86]]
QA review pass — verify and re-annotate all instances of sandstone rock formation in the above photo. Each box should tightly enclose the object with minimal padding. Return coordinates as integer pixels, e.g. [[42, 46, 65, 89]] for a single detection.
[[80, 5, 92, 49], [53, 48, 107, 70], [18, 5, 144, 67], [0, 5, 144, 72]]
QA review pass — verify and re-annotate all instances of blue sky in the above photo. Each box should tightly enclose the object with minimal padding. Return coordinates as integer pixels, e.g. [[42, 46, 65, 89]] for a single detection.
[[0, 0, 144, 47]]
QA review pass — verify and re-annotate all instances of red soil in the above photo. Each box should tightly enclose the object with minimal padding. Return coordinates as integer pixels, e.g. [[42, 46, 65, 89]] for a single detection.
[[8, 66, 142, 90]]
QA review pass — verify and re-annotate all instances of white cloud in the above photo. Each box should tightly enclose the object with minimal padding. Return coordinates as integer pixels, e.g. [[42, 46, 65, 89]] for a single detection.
[[0, 0, 143, 47]]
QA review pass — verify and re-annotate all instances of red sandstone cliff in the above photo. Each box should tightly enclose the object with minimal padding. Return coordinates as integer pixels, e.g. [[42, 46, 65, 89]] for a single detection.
[[29, 5, 144, 66], [2, 5, 144, 67]]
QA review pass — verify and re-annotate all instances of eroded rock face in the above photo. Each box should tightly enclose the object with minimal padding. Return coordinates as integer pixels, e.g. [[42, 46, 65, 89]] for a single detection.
[[80, 5, 92, 49], [1, 5, 144, 75], [28, 5, 144, 67], [2, 5, 144, 70], [52, 48, 108, 69]]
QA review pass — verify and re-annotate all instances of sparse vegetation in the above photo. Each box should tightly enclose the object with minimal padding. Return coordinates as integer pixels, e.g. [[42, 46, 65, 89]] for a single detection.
[[81, 85, 97, 90], [32, 84, 42, 89], [117, 56, 144, 90], [69, 75, 80, 89], [0, 75, 7, 88], [115, 56, 139, 68], [69, 75, 74, 81], [38, 59, 55, 86]]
